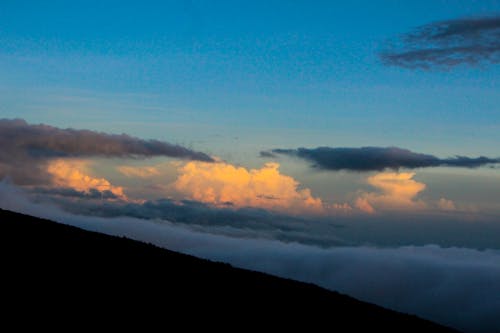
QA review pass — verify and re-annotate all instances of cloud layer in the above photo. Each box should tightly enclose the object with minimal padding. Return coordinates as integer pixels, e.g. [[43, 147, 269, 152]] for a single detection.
[[0, 118, 212, 185], [1, 182, 498, 333], [380, 15, 500, 69], [24, 188, 349, 248], [269, 146, 499, 171]]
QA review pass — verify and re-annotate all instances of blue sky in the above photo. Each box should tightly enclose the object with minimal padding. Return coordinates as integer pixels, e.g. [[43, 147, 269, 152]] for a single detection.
[[1, 0, 499, 156]]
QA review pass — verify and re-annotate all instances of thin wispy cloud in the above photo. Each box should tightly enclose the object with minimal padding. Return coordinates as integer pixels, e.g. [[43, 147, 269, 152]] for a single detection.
[[268, 147, 499, 171], [381, 15, 500, 69], [259, 151, 277, 158], [117, 165, 161, 178]]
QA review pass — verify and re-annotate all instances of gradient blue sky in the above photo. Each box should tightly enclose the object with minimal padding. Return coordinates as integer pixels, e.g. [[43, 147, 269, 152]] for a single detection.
[[1, 0, 499, 157]]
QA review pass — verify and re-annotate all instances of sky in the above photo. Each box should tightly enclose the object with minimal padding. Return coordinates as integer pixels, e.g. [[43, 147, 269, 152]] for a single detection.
[[1, 1, 500, 332]]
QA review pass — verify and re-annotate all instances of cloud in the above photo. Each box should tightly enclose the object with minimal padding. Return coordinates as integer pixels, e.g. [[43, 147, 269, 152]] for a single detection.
[[28, 192, 350, 248], [0, 182, 498, 333], [32, 186, 121, 200], [117, 165, 161, 178], [173, 161, 325, 215], [0, 118, 213, 161], [356, 172, 426, 213], [380, 15, 500, 69], [46, 159, 128, 201], [438, 198, 456, 211], [0, 118, 212, 186], [270, 146, 499, 171], [354, 197, 376, 214], [259, 151, 278, 158]]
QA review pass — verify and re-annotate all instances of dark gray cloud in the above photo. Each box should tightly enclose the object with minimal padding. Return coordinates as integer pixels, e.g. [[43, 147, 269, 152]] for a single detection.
[[32, 187, 120, 200], [33, 194, 348, 248], [268, 147, 499, 171], [380, 15, 500, 69], [259, 151, 277, 158], [0, 118, 213, 184], [1, 182, 499, 333], [0, 118, 213, 161]]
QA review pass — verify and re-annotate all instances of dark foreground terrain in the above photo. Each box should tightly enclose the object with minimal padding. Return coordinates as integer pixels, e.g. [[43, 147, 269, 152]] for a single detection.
[[0, 208, 459, 331]]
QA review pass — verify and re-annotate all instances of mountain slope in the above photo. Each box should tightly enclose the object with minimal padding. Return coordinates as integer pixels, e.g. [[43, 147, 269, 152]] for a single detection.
[[0, 208, 459, 331]]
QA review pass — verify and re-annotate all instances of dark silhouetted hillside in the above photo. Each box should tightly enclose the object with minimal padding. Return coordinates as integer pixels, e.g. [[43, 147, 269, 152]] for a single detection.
[[0, 208, 460, 331]]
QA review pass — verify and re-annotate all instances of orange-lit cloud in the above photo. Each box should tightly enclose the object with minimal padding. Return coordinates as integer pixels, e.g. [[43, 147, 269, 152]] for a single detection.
[[354, 197, 376, 214], [117, 165, 161, 178], [173, 161, 326, 215], [356, 172, 426, 213], [47, 159, 127, 200]]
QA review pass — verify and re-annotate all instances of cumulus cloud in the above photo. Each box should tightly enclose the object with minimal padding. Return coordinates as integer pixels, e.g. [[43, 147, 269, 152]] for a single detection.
[[356, 172, 426, 213], [0, 118, 213, 185], [269, 146, 499, 171], [0, 182, 498, 333], [46, 159, 128, 201], [380, 15, 500, 69], [173, 161, 325, 215]]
